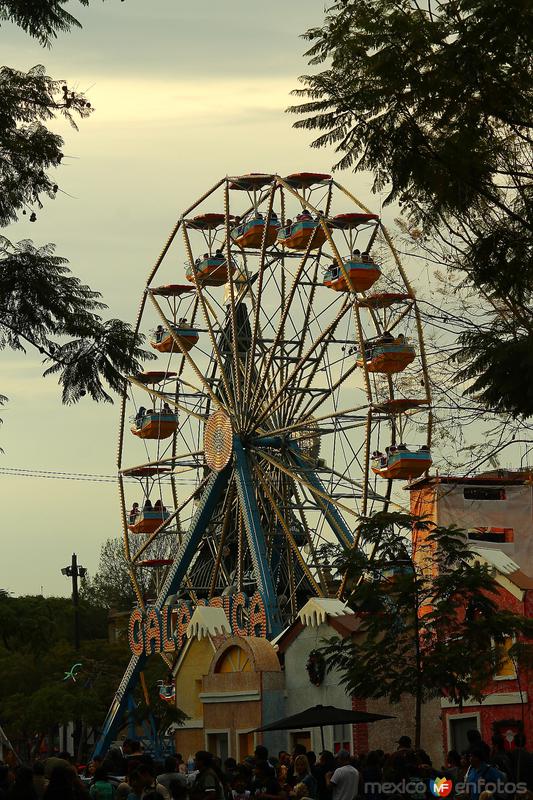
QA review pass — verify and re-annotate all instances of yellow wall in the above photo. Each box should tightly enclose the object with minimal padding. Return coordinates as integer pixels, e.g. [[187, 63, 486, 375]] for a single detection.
[[175, 637, 215, 720]]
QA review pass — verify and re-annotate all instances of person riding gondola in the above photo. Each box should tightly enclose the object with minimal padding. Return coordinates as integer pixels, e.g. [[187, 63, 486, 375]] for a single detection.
[[155, 325, 164, 343], [215, 248, 224, 259], [135, 406, 146, 427], [129, 502, 140, 524], [380, 330, 395, 344], [143, 498, 153, 512]]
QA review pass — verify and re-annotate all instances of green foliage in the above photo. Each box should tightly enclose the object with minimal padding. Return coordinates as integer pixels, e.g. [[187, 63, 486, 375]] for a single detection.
[[0, 6, 153, 413], [0, 1, 88, 46], [322, 513, 533, 745], [290, 0, 533, 417], [0, 592, 128, 753], [0, 65, 92, 226], [81, 537, 139, 611]]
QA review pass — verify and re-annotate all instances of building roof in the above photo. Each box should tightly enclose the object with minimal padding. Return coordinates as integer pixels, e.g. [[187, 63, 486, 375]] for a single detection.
[[407, 471, 533, 489], [186, 606, 231, 640], [470, 546, 533, 597], [298, 597, 351, 626]]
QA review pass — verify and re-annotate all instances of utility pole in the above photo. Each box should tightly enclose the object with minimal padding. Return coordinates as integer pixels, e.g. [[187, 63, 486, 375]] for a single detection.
[[61, 553, 87, 651]]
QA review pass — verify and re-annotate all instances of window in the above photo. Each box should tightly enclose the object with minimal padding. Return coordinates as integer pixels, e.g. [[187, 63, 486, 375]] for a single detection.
[[468, 528, 514, 543], [495, 637, 516, 680], [464, 487, 506, 501], [333, 724, 352, 754]]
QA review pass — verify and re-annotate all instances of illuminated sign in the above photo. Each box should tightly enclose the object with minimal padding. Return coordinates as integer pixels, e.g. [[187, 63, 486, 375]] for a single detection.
[[128, 591, 267, 656]]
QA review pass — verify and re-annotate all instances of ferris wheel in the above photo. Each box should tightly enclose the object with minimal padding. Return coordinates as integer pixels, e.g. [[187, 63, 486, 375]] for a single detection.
[[117, 172, 432, 635]]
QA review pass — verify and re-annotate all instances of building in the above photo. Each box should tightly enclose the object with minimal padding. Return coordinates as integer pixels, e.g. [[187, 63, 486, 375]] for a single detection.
[[410, 472, 533, 754]]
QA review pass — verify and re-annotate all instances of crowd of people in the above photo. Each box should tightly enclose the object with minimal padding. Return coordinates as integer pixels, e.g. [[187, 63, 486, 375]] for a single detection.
[[2, 729, 533, 800]]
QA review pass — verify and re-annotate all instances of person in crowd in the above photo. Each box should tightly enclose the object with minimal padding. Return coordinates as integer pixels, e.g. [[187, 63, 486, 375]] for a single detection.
[[465, 745, 505, 800], [7, 765, 38, 800], [43, 765, 89, 800], [290, 757, 316, 800], [314, 752, 335, 800], [510, 733, 533, 791], [443, 750, 462, 782], [490, 734, 513, 780], [230, 772, 251, 800], [32, 762, 48, 800], [89, 766, 116, 799], [360, 751, 382, 800], [157, 759, 187, 796], [254, 748, 272, 769], [190, 752, 225, 800], [251, 761, 285, 800], [325, 751, 359, 800], [169, 779, 188, 800], [466, 731, 490, 762]]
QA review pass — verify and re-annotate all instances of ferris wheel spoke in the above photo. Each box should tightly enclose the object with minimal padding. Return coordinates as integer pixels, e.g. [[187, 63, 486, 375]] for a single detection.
[[247, 229, 329, 424], [253, 298, 352, 430], [250, 456, 323, 596], [253, 448, 356, 529], [242, 185, 277, 425], [148, 291, 233, 415], [179, 226, 237, 413], [223, 182, 245, 425], [207, 478, 236, 598]]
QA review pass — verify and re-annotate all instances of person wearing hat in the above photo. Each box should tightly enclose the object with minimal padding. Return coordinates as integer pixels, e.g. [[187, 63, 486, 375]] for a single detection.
[[397, 736, 412, 752]]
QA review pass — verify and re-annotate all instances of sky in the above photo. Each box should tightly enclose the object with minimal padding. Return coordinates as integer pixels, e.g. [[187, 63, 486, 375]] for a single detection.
[[0, 0, 422, 598]]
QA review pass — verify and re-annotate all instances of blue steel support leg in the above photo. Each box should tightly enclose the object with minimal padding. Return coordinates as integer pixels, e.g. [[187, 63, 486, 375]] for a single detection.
[[233, 437, 283, 637], [93, 466, 230, 758], [289, 445, 354, 547]]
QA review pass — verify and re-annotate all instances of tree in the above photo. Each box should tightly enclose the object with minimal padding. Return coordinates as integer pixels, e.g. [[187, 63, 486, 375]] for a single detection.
[[81, 535, 177, 611], [289, 0, 533, 417], [1, 5, 153, 414], [321, 513, 533, 748]]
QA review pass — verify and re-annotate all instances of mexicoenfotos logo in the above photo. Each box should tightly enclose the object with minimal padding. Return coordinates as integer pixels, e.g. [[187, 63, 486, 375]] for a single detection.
[[429, 778, 453, 798]]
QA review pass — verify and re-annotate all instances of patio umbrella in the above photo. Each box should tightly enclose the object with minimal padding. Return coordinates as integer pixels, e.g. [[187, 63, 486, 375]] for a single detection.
[[254, 704, 394, 751]]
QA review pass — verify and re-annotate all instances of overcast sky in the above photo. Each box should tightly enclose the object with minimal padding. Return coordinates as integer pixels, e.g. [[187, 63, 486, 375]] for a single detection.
[[1, 0, 391, 597]]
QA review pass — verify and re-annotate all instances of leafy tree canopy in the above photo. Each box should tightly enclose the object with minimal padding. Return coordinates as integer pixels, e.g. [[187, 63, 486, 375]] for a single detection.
[[290, 0, 533, 417], [1, 4, 153, 414]]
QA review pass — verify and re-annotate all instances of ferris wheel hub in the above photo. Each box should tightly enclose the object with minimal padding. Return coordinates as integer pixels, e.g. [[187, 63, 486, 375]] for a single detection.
[[204, 409, 233, 471]]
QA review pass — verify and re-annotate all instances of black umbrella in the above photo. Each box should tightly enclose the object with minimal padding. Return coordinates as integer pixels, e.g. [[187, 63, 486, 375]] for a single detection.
[[255, 704, 394, 751]]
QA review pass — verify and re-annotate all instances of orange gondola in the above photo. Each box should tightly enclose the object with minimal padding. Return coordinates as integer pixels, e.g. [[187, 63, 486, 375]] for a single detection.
[[186, 213, 228, 230], [150, 323, 199, 354], [323, 260, 381, 292], [229, 173, 275, 190], [356, 341, 416, 374], [186, 257, 235, 287], [284, 172, 331, 188], [357, 292, 411, 309], [133, 370, 177, 384], [329, 212, 379, 228], [277, 220, 327, 250], [150, 284, 195, 297], [373, 398, 429, 414], [131, 412, 178, 440], [371, 448, 432, 480], [231, 217, 279, 248], [128, 508, 170, 534]]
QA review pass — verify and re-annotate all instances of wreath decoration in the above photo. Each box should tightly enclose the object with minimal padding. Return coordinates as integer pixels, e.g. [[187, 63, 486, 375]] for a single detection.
[[306, 649, 326, 686]]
